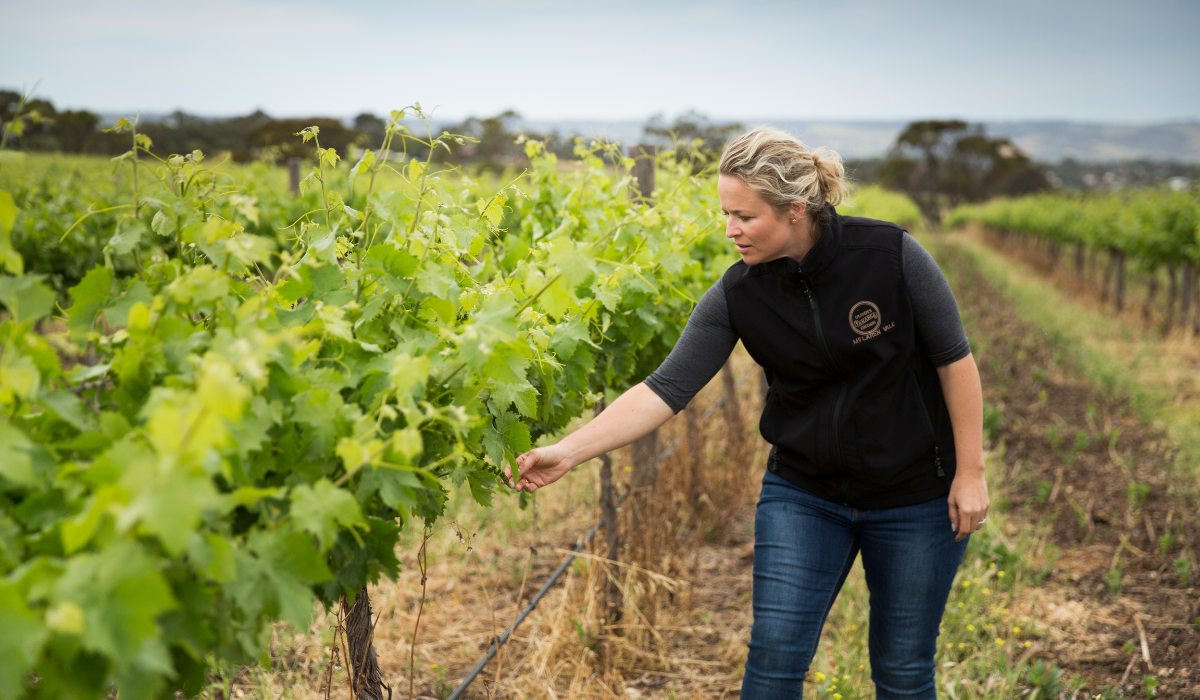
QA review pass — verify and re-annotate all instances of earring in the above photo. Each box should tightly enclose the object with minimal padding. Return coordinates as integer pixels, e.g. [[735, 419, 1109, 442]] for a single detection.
[[791, 219, 796, 223]]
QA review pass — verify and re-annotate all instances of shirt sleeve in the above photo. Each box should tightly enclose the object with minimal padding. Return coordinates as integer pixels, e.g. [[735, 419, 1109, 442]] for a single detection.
[[901, 233, 972, 367], [643, 278, 739, 413]]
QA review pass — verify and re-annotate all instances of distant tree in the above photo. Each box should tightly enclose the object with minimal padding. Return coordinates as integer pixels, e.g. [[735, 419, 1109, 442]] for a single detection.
[[1, 88, 59, 151], [644, 110, 743, 171], [440, 110, 525, 172], [142, 110, 272, 158], [353, 113, 387, 149], [49, 110, 100, 152], [880, 120, 1050, 221], [235, 117, 361, 163]]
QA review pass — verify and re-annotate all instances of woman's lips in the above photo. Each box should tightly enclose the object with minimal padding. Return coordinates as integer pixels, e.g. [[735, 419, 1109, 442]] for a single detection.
[[736, 243, 752, 253]]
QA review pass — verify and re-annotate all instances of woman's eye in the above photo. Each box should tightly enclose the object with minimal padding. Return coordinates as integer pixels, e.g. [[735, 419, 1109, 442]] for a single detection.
[[739, 215, 752, 222]]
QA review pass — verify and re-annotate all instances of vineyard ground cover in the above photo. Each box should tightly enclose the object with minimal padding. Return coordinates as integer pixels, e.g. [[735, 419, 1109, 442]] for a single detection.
[[928, 232, 1200, 698], [211, 347, 1062, 700], [952, 225, 1200, 498]]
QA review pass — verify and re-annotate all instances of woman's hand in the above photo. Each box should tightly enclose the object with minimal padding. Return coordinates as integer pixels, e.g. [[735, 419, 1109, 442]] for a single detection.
[[936, 354, 990, 542], [502, 384, 676, 493], [948, 467, 989, 542], [506, 444, 575, 492]]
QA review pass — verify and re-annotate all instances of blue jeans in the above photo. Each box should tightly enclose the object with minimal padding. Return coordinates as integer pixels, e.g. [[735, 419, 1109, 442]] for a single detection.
[[741, 469, 968, 700]]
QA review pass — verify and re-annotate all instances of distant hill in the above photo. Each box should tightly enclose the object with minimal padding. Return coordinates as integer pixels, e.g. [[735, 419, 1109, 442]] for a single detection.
[[90, 112, 1200, 164], [984, 121, 1200, 163], [519, 118, 1200, 164]]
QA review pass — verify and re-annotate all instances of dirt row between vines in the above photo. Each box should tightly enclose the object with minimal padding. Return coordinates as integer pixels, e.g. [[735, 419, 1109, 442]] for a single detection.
[[937, 235, 1200, 697]]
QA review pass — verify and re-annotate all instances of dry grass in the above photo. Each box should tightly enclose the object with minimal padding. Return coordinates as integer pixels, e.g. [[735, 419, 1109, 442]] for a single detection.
[[202, 351, 771, 700]]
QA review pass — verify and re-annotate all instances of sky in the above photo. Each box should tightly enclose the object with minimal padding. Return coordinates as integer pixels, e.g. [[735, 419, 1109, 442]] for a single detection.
[[2, 0, 1198, 123]]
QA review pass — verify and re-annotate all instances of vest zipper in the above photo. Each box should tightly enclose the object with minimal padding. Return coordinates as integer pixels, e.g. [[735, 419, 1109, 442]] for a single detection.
[[798, 274, 849, 484]]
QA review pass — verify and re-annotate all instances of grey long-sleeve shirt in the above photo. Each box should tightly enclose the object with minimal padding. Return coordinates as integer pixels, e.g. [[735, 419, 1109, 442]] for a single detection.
[[644, 233, 971, 413]]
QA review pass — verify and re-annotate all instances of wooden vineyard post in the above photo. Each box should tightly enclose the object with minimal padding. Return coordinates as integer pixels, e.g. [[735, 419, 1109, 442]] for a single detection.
[[595, 399, 622, 619], [1181, 263, 1195, 332], [629, 143, 657, 203], [1164, 264, 1179, 332], [1115, 252, 1126, 312], [628, 429, 657, 566], [721, 361, 742, 439], [1190, 263, 1200, 332], [685, 403, 702, 506], [287, 157, 302, 196], [1101, 251, 1114, 302], [1144, 270, 1158, 322]]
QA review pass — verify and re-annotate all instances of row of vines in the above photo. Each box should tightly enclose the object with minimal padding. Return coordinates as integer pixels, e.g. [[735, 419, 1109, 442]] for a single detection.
[[0, 109, 920, 698], [0, 110, 738, 698], [946, 189, 1200, 330]]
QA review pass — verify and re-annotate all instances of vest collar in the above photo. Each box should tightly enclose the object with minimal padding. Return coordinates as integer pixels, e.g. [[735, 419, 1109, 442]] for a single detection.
[[772, 208, 841, 279]]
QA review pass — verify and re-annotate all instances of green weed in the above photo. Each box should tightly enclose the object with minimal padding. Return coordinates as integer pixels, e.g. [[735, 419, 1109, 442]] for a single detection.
[[1127, 482, 1150, 510], [1024, 659, 1063, 700]]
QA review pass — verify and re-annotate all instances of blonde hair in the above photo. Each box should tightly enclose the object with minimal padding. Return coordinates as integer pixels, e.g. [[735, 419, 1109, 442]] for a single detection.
[[719, 127, 850, 227]]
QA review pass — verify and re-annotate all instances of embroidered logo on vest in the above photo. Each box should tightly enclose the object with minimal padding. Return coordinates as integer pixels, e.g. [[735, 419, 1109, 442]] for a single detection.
[[849, 301, 894, 344]]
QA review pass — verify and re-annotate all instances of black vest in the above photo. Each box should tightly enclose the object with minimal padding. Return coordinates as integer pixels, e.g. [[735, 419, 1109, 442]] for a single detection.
[[723, 211, 956, 509]]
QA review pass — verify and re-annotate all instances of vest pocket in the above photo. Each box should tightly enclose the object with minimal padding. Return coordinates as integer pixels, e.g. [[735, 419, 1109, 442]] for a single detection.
[[853, 371, 937, 484], [760, 386, 827, 476]]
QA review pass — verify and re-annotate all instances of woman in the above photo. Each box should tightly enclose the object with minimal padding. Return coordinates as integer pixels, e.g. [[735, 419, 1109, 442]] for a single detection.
[[506, 128, 989, 700]]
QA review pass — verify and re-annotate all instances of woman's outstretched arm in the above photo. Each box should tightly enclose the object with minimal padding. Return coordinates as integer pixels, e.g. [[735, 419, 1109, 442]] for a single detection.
[[505, 383, 674, 492], [936, 353, 990, 541], [508, 278, 738, 492]]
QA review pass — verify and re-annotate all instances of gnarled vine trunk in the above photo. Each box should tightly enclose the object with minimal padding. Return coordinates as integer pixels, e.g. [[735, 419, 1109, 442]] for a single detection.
[[342, 586, 387, 700]]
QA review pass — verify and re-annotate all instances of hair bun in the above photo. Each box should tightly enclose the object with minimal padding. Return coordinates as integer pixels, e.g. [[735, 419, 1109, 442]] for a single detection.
[[719, 128, 850, 218]]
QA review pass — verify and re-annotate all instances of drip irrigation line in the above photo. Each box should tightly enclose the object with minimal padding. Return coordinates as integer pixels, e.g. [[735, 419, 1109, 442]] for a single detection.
[[446, 520, 601, 700], [445, 367, 758, 698]]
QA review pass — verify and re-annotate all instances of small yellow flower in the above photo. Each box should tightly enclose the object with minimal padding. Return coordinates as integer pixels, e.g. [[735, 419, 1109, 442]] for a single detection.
[[956, 602, 964, 609], [966, 624, 975, 631], [431, 664, 438, 668], [958, 643, 966, 649], [833, 695, 842, 700], [842, 676, 849, 682], [989, 562, 997, 568], [1012, 626, 1021, 634], [982, 588, 992, 595], [814, 672, 826, 681], [1023, 641, 1033, 648], [995, 637, 1004, 645], [847, 624, 858, 632], [858, 664, 864, 670], [997, 571, 1006, 578]]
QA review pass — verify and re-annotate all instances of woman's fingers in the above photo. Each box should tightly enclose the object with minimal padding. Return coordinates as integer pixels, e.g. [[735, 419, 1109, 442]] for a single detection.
[[950, 499, 987, 541], [507, 449, 539, 488]]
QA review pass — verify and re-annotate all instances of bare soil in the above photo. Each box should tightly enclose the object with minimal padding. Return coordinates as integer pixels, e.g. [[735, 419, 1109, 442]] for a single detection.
[[938, 236, 1200, 697]]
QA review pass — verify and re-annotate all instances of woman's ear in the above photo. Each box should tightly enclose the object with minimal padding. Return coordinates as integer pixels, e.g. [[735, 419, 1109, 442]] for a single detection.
[[789, 201, 807, 224]]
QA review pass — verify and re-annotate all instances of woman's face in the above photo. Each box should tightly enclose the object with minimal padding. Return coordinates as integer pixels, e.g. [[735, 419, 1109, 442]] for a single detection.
[[718, 175, 807, 266]]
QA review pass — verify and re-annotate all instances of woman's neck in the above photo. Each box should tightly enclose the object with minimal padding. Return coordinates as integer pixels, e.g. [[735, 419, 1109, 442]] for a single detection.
[[781, 217, 819, 263]]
